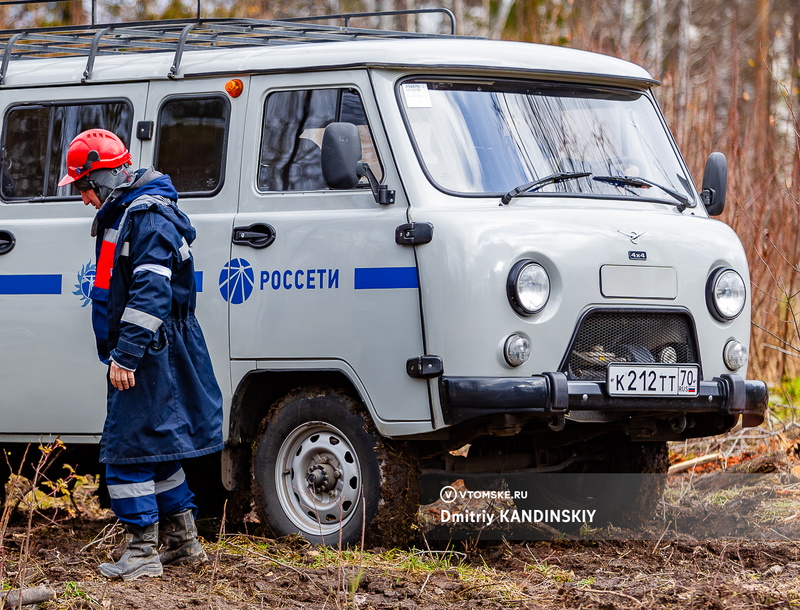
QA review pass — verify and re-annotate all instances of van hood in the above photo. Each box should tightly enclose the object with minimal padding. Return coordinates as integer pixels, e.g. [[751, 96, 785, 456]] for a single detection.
[[411, 203, 751, 378]]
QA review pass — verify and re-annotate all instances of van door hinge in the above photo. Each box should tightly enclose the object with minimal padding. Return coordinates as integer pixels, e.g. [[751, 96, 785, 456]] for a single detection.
[[395, 222, 434, 246], [406, 355, 443, 378]]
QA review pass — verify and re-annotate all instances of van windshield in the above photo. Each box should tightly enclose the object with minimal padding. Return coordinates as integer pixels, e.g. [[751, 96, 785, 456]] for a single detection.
[[399, 79, 696, 204]]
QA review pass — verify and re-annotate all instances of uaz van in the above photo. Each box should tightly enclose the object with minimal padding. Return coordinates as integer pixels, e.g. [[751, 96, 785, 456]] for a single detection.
[[0, 9, 767, 544]]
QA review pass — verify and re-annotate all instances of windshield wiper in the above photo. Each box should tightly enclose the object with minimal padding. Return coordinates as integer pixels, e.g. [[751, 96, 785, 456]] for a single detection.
[[500, 171, 592, 205], [592, 175, 693, 211]]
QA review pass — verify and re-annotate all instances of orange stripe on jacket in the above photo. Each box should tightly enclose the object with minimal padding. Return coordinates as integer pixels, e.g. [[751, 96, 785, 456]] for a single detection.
[[94, 239, 116, 290]]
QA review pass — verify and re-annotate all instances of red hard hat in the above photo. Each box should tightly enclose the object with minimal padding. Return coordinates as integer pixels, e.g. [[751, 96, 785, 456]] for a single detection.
[[58, 129, 132, 187]]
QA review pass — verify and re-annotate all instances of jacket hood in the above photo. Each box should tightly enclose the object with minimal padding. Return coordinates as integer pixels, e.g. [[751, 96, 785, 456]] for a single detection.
[[156, 199, 196, 246], [103, 167, 178, 212], [118, 168, 179, 203], [94, 168, 193, 243]]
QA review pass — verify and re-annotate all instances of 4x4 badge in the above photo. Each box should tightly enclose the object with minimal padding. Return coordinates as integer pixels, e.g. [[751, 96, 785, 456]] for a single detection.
[[629, 251, 647, 261]]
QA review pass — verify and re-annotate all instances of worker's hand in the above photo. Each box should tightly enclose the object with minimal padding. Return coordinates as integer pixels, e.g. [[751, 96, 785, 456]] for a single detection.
[[109, 361, 135, 391]]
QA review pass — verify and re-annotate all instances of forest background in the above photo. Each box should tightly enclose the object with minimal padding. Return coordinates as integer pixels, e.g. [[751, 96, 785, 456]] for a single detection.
[[4, 0, 800, 387]]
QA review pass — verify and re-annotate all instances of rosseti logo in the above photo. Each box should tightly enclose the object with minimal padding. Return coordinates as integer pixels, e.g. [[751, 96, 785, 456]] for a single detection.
[[219, 258, 255, 304], [73, 261, 96, 307]]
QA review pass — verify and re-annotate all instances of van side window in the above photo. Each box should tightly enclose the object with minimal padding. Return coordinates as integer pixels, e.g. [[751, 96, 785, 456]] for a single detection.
[[155, 96, 229, 195], [1, 101, 131, 201], [258, 88, 381, 192]]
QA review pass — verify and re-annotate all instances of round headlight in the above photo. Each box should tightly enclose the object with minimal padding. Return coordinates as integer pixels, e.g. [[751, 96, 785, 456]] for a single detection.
[[723, 339, 748, 371], [504, 334, 531, 367], [508, 261, 550, 316], [707, 268, 746, 321]]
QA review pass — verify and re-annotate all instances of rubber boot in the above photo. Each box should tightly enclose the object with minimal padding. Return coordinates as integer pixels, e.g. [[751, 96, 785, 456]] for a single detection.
[[98, 522, 163, 580], [159, 509, 208, 566]]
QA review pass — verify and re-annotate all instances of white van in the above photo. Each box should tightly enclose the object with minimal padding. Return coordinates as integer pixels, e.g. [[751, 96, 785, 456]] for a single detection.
[[0, 10, 767, 544]]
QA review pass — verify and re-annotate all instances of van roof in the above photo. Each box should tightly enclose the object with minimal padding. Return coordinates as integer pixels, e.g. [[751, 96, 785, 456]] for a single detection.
[[0, 17, 656, 89]]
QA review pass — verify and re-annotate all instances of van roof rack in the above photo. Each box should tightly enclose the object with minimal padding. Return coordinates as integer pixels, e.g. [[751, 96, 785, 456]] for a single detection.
[[0, 4, 463, 84]]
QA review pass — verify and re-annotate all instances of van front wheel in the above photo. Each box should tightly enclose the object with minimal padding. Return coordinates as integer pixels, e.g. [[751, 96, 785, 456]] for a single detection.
[[251, 389, 418, 546]]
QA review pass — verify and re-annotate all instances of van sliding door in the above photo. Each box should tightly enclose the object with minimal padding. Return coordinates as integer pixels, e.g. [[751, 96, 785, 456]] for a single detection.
[[0, 86, 147, 439]]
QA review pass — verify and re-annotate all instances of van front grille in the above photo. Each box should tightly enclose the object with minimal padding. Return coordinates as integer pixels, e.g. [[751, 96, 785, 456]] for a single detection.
[[563, 309, 699, 381]]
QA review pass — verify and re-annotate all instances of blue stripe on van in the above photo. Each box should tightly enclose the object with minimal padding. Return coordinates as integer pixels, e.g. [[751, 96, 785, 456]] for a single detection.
[[195, 271, 203, 292], [0, 274, 61, 295], [354, 267, 418, 290]]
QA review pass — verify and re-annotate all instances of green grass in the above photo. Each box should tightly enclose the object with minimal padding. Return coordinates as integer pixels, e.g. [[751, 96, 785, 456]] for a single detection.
[[62, 581, 99, 604], [207, 535, 532, 603]]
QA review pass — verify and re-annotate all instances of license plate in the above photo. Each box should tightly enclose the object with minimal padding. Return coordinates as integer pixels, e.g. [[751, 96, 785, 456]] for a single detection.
[[606, 364, 700, 397]]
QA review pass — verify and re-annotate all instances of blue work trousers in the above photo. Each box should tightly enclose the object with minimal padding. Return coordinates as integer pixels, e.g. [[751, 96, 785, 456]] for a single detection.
[[105, 461, 195, 527]]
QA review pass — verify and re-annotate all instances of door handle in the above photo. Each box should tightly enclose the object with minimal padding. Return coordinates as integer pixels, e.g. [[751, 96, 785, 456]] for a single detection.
[[0, 230, 15, 255], [232, 223, 276, 249]]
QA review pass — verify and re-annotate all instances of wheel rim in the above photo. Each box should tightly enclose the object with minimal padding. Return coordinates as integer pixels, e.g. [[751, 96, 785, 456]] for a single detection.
[[274, 420, 363, 537]]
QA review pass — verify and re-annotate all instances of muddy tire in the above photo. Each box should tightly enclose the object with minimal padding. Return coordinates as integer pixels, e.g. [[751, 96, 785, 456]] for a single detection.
[[517, 436, 668, 531], [616, 439, 670, 524], [251, 389, 419, 547]]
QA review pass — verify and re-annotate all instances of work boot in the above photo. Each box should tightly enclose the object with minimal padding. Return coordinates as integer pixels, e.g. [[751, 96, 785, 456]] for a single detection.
[[98, 522, 163, 580], [159, 509, 208, 566]]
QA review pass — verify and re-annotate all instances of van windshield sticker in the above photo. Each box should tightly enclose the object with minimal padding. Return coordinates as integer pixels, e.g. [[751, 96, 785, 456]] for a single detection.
[[402, 83, 432, 108]]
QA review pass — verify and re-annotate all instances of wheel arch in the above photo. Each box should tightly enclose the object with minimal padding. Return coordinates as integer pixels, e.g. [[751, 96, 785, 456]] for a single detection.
[[222, 366, 376, 491]]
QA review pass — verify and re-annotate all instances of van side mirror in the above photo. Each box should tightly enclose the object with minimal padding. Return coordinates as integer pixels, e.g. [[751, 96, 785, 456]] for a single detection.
[[322, 122, 395, 204], [322, 122, 361, 189], [701, 152, 727, 216]]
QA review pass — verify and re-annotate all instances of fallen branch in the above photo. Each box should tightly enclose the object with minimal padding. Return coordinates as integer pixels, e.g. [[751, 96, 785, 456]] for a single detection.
[[1, 585, 56, 608], [80, 520, 121, 553], [668, 452, 722, 474]]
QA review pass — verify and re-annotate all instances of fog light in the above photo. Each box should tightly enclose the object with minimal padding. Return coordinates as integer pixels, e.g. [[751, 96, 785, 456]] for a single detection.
[[504, 334, 531, 367], [723, 340, 748, 371], [659, 346, 677, 364]]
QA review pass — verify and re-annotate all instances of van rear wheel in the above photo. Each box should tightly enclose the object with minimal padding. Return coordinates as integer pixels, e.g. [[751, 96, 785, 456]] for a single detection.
[[251, 389, 419, 546]]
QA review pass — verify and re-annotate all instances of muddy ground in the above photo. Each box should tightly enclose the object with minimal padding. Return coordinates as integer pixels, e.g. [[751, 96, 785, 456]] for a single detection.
[[6, 524, 800, 609], [3, 424, 800, 609]]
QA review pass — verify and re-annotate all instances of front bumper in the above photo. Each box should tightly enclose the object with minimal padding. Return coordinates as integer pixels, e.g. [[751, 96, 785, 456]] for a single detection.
[[439, 372, 768, 429]]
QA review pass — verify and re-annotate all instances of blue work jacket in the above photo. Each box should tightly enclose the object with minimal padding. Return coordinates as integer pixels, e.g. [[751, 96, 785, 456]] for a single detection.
[[90, 169, 223, 464]]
